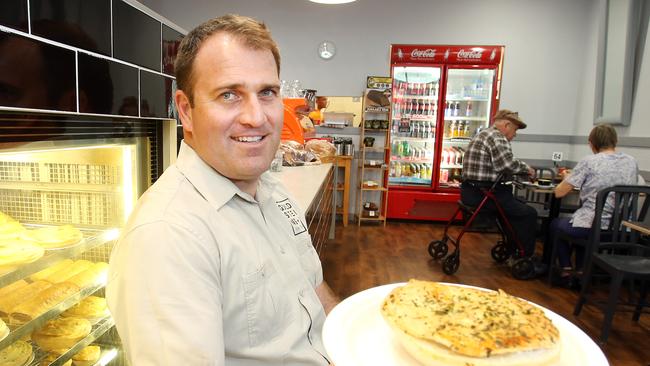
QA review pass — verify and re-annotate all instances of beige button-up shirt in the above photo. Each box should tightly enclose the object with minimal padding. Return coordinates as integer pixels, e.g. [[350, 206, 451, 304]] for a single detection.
[[107, 142, 329, 365]]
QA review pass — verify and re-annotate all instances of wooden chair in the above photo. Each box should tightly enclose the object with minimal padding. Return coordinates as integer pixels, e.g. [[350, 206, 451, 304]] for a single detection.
[[572, 185, 650, 342]]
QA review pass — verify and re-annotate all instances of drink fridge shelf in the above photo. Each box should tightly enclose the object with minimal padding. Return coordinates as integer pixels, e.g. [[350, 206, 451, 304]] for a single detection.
[[392, 137, 435, 143], [443, 116, 487, 121], [0, 281, 107, 350], [390, 157, 431, 164], [443, 138, 471, 144], [0, 228, 119, 288], [392, 114, 436, 121], [389, 177, 431, 185], [441, 164, 463, 169], [32, 316, 116, 366]]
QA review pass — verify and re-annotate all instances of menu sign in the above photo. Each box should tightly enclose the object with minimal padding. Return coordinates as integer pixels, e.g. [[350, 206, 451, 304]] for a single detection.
[[367, 76, 392, 89]]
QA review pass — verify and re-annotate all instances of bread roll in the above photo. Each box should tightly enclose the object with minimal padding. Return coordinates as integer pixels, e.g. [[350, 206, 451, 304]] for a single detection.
[[43, 260, 93, 284], [20, 224, 83, 249], [9, 282, 80, 326], [0, 280, 28, 299], [29, 259, 74, 282], [72, 345, 101, 366], [32, 317, 91, 351], [0, 340, 32, 366], [66, 262, 109, 288], [0, 280, 51, 321]]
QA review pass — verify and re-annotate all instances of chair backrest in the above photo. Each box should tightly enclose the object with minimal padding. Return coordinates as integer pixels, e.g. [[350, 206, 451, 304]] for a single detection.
[[587, 185, 650, 256]]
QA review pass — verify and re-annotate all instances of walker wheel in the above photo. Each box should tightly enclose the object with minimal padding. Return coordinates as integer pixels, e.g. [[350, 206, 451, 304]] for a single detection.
[[511, 258, 535, 280], [442, 254, 460, 275], [428, 240, 448, 260], [491, 242, 510, 263]]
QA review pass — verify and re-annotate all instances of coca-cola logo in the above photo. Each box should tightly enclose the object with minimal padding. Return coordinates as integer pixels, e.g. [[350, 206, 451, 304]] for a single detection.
[[457, 49, 483, 59], [411, 49, 436, 58]]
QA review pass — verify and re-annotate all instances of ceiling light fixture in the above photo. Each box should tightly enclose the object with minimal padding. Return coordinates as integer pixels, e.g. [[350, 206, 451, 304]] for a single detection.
[[309, 0, 356, 4]]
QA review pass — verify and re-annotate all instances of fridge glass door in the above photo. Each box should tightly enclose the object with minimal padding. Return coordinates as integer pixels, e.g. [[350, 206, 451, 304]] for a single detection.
[[440, 68, 495, 188], [389, 66, 440, 187]]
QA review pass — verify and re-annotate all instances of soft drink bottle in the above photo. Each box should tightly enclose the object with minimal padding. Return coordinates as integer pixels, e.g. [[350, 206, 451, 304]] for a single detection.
[[453, 101, 460, 116], [465, 101, 472, 117]]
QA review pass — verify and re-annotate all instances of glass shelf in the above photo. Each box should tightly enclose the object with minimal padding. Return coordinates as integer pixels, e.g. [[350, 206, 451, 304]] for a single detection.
[[389, 177, 431, 185], [32, 317, 116, 366], [0, 228, 119, 288], [0, 281, 107, 350]]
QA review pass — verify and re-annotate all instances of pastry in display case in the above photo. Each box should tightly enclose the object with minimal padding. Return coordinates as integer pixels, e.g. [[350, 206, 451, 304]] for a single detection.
[[0, 113, 171, 365]]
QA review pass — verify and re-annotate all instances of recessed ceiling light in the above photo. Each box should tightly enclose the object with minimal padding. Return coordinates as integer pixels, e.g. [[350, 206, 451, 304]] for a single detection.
[[309, 0, 356, 4]]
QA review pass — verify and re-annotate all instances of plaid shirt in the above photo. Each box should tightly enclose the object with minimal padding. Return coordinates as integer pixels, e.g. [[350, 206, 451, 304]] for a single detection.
[[462, 127, 529, 182]]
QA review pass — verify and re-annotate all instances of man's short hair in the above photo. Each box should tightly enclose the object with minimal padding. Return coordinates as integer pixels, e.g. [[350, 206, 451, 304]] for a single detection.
[[174, 14, 281, 105], [493, 109, 527, 129], [589, 124, 617, 151]]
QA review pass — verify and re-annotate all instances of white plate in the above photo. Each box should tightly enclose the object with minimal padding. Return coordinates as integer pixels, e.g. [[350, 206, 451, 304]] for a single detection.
[[323, 283, 609, 366]]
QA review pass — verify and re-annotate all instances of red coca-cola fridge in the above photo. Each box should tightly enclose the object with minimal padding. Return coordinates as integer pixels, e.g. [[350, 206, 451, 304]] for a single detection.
[[387, 44, 504, 221]]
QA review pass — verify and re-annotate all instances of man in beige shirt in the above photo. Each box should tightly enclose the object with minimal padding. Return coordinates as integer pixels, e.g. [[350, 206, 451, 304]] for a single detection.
[[107, 14, 338, 365]]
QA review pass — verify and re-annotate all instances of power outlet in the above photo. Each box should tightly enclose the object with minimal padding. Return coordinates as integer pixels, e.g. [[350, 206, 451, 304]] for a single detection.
[[552, 152, 563, 161]]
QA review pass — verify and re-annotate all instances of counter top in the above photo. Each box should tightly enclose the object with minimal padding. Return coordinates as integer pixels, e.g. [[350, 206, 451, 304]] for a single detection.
[[270, 163, 333, 211]]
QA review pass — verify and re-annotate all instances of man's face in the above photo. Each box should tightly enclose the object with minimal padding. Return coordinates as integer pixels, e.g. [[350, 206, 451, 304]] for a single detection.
[[176, 33, 283, 186]]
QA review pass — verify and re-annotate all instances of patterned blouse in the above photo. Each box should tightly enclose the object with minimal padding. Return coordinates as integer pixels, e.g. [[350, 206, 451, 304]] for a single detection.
[[567, 152, 638, 228]]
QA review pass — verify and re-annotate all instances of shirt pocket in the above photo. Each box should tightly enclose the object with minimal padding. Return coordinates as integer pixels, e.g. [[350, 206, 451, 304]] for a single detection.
[[242, 260, 289, 347], [294, 234, 322, 287]]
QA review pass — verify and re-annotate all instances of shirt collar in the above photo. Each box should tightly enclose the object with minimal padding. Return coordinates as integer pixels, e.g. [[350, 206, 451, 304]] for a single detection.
[[175, 141, 280, 209]]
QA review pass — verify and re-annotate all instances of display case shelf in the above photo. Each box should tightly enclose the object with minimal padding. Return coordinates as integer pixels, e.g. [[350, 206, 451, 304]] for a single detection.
[[359, 215, 386, 221], [0, 228, 119, 288], [363, 128, 389, 133], [360, 186, 388, 192]]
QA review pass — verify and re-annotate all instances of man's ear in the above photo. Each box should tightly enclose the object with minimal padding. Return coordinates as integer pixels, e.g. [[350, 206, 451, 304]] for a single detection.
[[175, 89, 193, 133]]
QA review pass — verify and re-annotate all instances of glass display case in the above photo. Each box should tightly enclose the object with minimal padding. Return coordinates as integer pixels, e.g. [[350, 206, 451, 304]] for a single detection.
[[0, 112, 175, 366]]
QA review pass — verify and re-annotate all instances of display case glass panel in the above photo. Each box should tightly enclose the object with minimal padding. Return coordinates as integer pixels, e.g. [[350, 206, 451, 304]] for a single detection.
[[389, 66, 440, 187], [440, 68, 495, 188]]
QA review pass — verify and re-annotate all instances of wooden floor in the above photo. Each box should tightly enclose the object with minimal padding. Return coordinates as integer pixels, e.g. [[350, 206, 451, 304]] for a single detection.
[[321, 221, 650, 366]]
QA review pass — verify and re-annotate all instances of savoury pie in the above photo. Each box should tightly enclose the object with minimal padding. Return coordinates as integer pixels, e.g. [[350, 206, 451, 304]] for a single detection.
[[0, 340, 32, 366], [20, 225, 83, 250], [62, 296, 109, 324], [381, 280, 561, 366], [31, 317, 92, 351], [72, 345, 101, 366], [0, 240, 45, 274]]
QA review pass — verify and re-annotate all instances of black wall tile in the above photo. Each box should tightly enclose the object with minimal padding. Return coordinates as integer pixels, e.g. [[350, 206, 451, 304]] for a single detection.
[[0, 0, 28, 32], [30, 0, 111, 56], [140, 70, 167, 118], [78, 52, 139, 115], [0, 32, 76, 111], [162, 24, 183, 76], [113, 1, 161, 71]]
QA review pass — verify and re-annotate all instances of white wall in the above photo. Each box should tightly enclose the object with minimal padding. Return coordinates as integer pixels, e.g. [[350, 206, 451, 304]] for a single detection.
[[139, 0, 650, 168]]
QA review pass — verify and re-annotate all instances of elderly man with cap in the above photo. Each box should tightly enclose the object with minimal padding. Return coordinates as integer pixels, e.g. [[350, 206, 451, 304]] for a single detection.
[[460, 109, 544, 276]]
